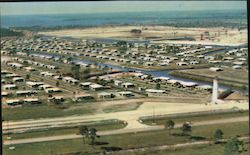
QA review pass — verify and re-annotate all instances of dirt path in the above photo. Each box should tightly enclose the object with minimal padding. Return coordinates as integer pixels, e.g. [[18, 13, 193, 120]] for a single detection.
[[3, 116, 248, 145], [3, 101, 248, 133]]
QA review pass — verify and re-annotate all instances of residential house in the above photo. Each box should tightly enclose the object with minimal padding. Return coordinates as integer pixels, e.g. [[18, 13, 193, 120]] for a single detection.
[[73, 94, 94, 102], [117, 91, 134, 97], [2, 84, 17, 90], [122, 82, 135, 89]]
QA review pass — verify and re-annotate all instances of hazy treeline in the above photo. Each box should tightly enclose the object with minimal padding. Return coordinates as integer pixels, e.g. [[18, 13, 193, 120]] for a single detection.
[[0, 28, 23, 37]]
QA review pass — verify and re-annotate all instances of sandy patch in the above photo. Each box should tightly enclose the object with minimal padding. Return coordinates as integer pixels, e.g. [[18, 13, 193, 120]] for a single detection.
[[38, 26, 247, 46]]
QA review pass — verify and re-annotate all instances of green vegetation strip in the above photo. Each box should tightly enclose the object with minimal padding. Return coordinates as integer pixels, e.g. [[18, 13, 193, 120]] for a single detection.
[[1, 28, 23, 37], [2, 104, 96, 121], [103, 102, 143, 113], [4, 119, 126, 140], [140, 111, 249, 125], [111, 140, 249, 155], [3, 122, 249, 155]]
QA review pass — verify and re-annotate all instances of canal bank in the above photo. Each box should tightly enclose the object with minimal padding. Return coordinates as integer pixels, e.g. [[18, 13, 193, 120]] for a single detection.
[[169, 70, 248, 92]]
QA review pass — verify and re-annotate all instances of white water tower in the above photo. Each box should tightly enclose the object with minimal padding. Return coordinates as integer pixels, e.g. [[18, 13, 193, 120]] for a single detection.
[[212, 77, 218, 104]]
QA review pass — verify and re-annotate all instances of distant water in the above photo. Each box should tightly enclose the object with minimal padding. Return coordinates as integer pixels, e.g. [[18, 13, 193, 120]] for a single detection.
[[1, 10, 247, 28]]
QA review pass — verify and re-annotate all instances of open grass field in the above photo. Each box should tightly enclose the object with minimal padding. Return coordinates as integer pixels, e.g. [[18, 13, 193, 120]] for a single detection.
[[141, 111, 249, 126], [3, 121, 249, 155], [113, 141, 250, 155], [2, 104, 96, 121]]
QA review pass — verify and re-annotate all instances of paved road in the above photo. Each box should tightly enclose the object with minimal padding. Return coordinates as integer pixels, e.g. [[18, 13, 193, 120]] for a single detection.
[[3, 116, 249, 145]]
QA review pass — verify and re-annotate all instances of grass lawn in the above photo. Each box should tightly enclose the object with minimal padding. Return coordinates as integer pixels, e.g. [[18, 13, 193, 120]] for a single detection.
[[113, 142, 250, 155], [140, 111, 249, 126], [2, 104, 96, 121], [3, 122, 249, 155], [103, 102, 142, 113]]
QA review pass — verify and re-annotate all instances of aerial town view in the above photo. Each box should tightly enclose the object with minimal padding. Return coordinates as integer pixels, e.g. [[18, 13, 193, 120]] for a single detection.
[[1, 1, 249, 155]]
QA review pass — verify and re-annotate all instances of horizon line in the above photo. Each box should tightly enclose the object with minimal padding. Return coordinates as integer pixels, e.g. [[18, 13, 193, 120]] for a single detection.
[[1, 8, 246, 16]]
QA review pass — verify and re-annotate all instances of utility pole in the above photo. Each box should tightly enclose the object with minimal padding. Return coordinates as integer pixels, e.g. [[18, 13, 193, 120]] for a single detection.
[[153, 104, 155, 125]]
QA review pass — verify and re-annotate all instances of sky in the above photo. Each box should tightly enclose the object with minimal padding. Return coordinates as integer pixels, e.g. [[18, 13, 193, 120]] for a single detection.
[[0, 1, 247, 15]]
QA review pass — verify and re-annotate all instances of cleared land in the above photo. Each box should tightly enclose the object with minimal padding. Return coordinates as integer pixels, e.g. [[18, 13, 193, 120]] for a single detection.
[[3, 121, 249, 155], [3, 101, 249, 134], [2, 97, 207, 121], [38, 26, 247, 46]]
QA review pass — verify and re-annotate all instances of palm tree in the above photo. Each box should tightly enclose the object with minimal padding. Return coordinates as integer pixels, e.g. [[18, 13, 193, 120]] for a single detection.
[[56, 81, 60, 87], [69, 64, 79, 79], [26, 74, 30, 80], [79, 126, 89, 144], [88, 128, 100, 146], [181, 122, 192, 136], [165, 120, 175, 135], [156, 83, 161, 90], [66, 57, 73, 63], [214, 129, 224, 143]]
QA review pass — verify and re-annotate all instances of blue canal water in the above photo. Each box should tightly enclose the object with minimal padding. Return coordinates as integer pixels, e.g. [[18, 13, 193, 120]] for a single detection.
[[72, 59, 229, 90]]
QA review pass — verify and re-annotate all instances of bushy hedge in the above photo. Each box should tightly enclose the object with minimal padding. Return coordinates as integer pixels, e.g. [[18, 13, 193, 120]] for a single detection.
[[218, 89, 233, 99]]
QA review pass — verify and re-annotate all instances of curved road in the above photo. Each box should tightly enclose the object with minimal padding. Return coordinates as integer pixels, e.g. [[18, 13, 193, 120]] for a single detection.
[[3, 101, 248, 133]]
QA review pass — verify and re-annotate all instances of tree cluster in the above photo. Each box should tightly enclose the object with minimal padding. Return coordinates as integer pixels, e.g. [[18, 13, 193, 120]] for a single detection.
[[79, 126, 100, 145]]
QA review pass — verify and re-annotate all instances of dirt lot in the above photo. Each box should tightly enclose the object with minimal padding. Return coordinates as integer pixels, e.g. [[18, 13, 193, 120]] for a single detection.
[[38, 26, 247, 46]]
